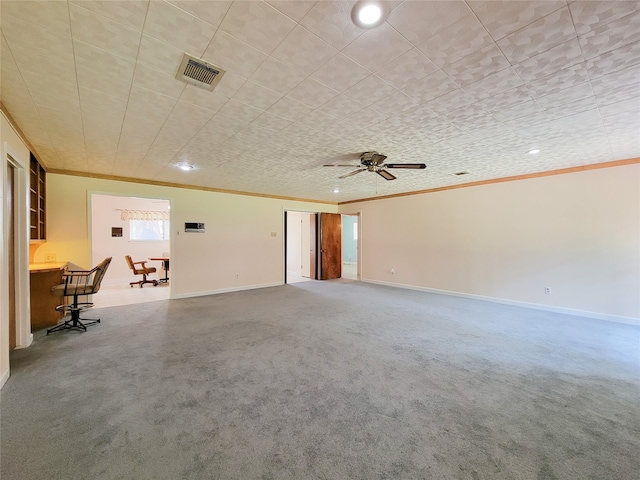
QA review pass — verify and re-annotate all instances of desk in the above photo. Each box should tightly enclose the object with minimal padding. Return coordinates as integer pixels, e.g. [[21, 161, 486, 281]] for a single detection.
[[29, 262, 67, 330], [149, 257, 169, 284]]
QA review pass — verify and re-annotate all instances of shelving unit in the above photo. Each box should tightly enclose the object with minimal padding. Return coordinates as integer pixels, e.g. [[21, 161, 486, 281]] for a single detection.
[[29, 153, 46, 241]]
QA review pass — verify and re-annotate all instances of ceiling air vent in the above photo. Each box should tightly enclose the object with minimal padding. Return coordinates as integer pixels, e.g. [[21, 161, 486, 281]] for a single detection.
[[175, 53, 225, 91]]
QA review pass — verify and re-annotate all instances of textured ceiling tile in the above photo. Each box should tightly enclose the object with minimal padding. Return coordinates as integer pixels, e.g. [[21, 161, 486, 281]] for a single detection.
[[21, 70, 79, 112], [219, 1, 297, 54], [387, 0, 470, 45], [132, 63, 186, 99], [343, 74, 399, 107], [266, 95, 313, 121], [463, 67, 523, 100], [69, 3, 142, 59], [311, 53, 371, 93], [376, 48, 438, 90], [125, 85, 177, 122], [272, 25, 338, 76], [7, 43, 77, 85], [317, 94, 365, 119], [3, 0, 72, 36], [166, 0, 232, 27], [143, 0, 217, 56], [69, 0, 149, 31], [179, 86, 228, 113], [491, 99, 546, 123], [73, 41, 136, 99], [578, 10, 640, 60], [402, 69, 459, 103], [265, 0, 316, 22], [79, 86, 127, 127], [249, 57, 307, 96], [525, 62, 590, 98], [534, 81, 594, 109], [418, 11, 494, 68], [512, 37, 584, 82], [587, 64, 640, 96], [203, 30, 268, 79], [543, 96, 599, 120], [591, 79, 640, 107], [569, 0, 639, 36], [232, 80, 283, 110], [342, 23, 413, 72], [426, 89, 477, 115], [2, 14, 74, 60], [473, 0, 564, 41], [368, 91, 418, 117], [216, 99, 264, 124], [287, 78, 339, 109], [585, 42, 640, 80], [442, 43, 511, 86], [299, 0, 363, 50], [250, 112, 293, 132], [136, 34, 188, 75], [497, 6, 576, 63], [211, 71, 246, 99]]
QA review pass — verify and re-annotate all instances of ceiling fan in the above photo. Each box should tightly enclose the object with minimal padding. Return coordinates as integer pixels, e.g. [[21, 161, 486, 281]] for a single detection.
[[323, 152, 426, 181]]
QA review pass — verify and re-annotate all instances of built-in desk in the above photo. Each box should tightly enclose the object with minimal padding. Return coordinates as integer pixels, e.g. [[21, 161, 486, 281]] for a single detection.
[[29, 262, 67, 330]]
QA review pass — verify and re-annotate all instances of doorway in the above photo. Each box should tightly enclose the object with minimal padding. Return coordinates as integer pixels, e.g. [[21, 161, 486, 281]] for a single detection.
[[285, 211, 316, 283], [342, 214, 359, 280], [285, 211, 360, 283], [6, 162, 17, 350], [89, 193, 171, 307]]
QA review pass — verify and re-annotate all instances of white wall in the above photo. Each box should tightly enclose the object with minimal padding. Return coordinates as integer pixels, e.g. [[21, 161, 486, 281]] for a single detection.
[[341, 164, 640, 322], [1, 112, 32, 389], [36, 174, 337, 299], [90, 193, 170, 283]]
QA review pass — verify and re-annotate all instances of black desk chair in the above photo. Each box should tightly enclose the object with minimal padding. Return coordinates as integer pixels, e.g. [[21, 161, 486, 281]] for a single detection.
[[47, 257, 112, 335]]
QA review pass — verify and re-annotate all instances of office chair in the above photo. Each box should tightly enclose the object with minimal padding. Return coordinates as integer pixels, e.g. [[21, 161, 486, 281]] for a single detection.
[[125, 255, 158, 287], [47, 257, 112, 335]]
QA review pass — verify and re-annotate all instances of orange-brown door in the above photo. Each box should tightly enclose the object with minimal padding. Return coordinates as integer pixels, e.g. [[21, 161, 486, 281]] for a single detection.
[[319, 213, 341, 280]]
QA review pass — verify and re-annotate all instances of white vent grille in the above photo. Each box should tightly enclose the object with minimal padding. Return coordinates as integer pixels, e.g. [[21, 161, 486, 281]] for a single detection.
[[175, 53, 225, 91]]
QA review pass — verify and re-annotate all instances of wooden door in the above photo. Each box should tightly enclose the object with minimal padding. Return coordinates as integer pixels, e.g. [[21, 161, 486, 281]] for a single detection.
[[7, 163, 17, 350], [319, 213, 341, 280]]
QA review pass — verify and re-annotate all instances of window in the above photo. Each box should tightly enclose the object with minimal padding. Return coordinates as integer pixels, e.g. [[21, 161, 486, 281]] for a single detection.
[[129, 219, 170, 241]]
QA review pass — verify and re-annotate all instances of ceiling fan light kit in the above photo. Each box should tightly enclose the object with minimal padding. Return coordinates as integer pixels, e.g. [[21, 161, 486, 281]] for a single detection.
[[324, 151, 426, 181]]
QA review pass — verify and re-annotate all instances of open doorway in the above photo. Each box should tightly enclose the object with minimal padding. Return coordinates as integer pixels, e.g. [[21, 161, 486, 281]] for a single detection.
[[285, 211, 316, 283], [89, 193, 171, 307], [285, 211, 361, 283], [342, 214, 359, 280]]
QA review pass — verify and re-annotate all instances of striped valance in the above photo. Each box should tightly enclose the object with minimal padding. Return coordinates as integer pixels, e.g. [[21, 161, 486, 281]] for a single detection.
[[118, 209, 169, 221]]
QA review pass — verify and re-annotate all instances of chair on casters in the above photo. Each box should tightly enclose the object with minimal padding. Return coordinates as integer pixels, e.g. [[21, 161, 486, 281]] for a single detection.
[[47, 257, 112, 335], [125, 255, 158, 287]]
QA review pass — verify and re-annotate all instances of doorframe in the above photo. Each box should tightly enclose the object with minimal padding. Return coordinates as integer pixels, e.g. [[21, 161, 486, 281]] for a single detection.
[[88, 191, 174, 300], [283, 209, 318, 284], [339, 210, 362, 280], [3, 150, 32, 352]]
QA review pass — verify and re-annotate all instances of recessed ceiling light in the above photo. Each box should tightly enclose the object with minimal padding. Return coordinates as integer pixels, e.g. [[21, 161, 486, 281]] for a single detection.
[[333, 188, 340, 193], [351, 1, 386, 28], [528, 149, 540, 155], [175, 162, 195, 171]]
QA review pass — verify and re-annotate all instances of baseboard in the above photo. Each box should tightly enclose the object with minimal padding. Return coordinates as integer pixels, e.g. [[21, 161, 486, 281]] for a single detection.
[[14, 333, 34, 350], [362, 279, 640, 326], [172, 282, 282, 299], [0, 367, 9, 390]]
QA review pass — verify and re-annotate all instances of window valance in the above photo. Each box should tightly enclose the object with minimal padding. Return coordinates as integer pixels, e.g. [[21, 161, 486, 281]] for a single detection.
[[118, 209, 170, 221]]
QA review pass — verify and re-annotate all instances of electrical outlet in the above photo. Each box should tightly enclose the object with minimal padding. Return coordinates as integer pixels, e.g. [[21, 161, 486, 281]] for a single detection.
[[45, 253, 56, 262], [545, 287, 551, 294], [391, 268, 395, 275]]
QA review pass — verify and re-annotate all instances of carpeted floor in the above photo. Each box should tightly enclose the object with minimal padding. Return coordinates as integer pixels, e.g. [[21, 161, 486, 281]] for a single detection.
[[1, 280, 639, 480]]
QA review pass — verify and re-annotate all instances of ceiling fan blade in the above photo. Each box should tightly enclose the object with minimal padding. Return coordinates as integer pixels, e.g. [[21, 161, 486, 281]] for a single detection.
[[384, 163, 426, 169], [323, 164, 360, 167], [339, 168, 367, 179], [377, 169, 396, 181]]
